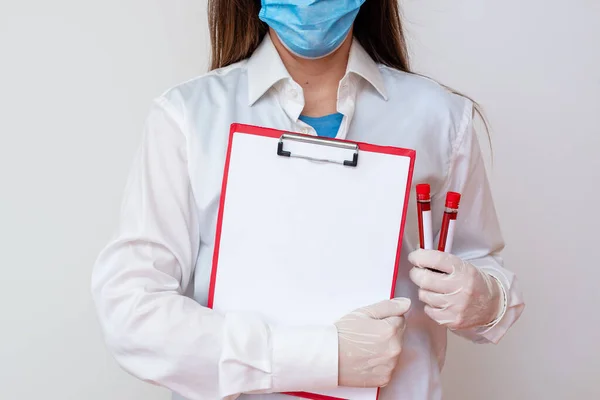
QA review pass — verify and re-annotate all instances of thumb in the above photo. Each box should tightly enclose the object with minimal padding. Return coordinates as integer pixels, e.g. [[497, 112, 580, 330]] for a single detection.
[[361, 298, 412, 319]]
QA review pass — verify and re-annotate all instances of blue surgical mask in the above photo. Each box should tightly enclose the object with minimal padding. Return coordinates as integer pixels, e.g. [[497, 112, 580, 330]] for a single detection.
[[259, 0, 366, 59]]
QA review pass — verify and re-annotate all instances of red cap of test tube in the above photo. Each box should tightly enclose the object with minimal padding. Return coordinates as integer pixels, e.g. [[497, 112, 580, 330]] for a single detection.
[[445, 192, 461, 209], [416, 184, 431, 201]]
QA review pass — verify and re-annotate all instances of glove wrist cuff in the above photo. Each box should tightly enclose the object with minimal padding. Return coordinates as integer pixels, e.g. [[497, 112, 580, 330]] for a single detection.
[[482, 273, 507, 328]]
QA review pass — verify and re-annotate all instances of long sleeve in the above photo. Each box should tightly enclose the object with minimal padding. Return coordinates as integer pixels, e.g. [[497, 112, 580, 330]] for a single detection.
[[91, 97, 339, 400], [438, 100, 525, 344]]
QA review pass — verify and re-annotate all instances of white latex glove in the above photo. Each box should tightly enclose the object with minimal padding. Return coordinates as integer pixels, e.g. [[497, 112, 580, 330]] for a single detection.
[[334, 298, 411, 388], [408, 249, 504, 330]]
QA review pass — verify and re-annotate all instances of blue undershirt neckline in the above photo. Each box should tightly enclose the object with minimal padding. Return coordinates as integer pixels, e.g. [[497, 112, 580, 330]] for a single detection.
[[298, 113, 343, 138]]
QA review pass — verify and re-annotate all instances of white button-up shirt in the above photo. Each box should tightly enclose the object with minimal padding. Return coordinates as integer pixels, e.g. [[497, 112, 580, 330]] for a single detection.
[[92, 34, 524, 400]]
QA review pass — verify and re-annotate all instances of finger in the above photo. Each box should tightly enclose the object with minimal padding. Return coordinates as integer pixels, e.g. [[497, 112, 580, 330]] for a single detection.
[[408, 249, 459, 275], [382, 316, 403, 329], [360, 298, 412, 319], [424, 305, 456, 327], [418, 289, 449, 309], [409, 267, 457, 294]]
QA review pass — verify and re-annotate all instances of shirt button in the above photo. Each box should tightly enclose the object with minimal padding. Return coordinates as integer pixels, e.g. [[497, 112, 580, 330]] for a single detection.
[[289, 88, 298, 98], [302, 127, 310, 134]]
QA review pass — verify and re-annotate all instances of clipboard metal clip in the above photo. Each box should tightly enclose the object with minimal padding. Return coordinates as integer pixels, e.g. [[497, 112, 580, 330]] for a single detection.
[[277, 133, 359, 167]]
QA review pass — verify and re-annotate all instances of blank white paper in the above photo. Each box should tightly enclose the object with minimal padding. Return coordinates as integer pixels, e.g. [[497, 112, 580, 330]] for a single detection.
[[212, 130, 413, 400]]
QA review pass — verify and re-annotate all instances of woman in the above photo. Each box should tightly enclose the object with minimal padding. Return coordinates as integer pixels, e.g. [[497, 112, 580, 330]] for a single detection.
[[91, 1, 525, 399]]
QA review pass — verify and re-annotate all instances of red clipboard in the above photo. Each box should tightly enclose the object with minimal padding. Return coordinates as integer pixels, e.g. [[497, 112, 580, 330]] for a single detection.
[[208, 123, 416, 400]]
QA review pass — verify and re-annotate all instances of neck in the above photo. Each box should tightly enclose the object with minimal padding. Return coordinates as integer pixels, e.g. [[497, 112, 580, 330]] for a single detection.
[[270, 30, 352, 117]]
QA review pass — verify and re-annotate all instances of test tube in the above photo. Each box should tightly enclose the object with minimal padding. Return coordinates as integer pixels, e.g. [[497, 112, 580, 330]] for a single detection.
[[416, 184, 433, 250], [438, 192, 461, 253]]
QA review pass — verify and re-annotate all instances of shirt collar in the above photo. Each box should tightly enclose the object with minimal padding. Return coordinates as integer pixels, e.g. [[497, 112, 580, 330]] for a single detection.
[[346, 39, 388, 101], [247, 33, 388, 106]]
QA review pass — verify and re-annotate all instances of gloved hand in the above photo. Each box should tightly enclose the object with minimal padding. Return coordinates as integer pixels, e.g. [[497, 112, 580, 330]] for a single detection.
[[335, 298, 411, 388], [408, 249, 504, 330]]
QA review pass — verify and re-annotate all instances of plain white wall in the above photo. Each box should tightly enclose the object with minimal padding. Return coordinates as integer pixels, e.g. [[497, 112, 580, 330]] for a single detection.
[[1, 1, 598, 399], [402, 1, 600, 399], [1, 1, 206, 399]]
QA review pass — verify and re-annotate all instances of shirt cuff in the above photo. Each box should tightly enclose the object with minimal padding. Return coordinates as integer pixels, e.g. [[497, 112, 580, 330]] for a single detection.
[[271, 324, 339, 392]]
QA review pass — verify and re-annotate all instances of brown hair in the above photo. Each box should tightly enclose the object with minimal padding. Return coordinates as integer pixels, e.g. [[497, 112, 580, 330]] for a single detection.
[[208, 0, 410, 72], [207, 0, 491, 148]]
